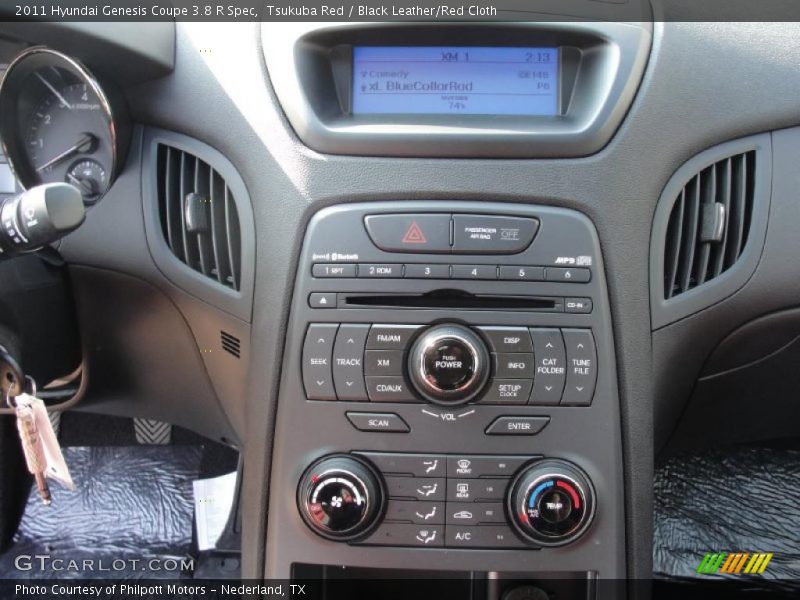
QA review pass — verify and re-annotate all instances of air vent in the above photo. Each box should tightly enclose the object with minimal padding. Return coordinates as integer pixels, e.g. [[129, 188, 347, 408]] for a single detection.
[[663, 151, 756, 299], [156, 144, 242, 291], [651, 133, 771, 330], [220, 331, 241, 358]]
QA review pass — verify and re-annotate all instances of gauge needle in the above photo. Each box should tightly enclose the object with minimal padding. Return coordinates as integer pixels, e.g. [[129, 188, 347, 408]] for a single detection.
[[35, 72, 73, 110], [35, 134, 96, 173]]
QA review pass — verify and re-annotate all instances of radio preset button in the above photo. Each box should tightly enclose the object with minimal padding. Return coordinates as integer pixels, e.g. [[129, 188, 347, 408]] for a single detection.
[[358, 264, 403, 278], [312, 263, 356, 278], [545, 267, 591, 283], [529, 328, 567, 406], [481, 379, 533, 404], [498, 266, 545, 281], [451, 264, 498, 280], [452, 215, 539, 254], [477, 327, 533, 354], [332, 324, 369, 401], [367, 325, 423, 350], [404, 263, 451, 279], [364, 214, 451, 254], [346, 412, 410, 433], [302, 324, 338, 400], [365, 350, 404, 376]]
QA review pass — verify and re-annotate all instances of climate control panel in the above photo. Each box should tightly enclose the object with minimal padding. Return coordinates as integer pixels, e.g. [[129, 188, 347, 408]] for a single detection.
[[302, 322, 597, 406], [297, 453, 595, 550]]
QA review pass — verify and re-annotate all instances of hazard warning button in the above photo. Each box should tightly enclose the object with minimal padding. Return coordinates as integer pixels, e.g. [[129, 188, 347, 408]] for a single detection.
[[364, 214, 451, 254]]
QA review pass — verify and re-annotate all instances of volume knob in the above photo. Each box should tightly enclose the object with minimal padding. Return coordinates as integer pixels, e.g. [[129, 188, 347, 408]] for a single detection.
[[297, 454, 384, 541], [407, 323, 490, 405]]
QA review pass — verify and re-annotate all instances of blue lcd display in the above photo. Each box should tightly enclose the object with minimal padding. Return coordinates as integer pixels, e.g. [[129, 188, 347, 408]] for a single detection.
[[352, 46, 559, 116]]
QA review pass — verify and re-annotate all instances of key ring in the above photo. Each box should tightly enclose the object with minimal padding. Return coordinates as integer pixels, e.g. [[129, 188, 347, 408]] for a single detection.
[[4, 376, 36, 409]]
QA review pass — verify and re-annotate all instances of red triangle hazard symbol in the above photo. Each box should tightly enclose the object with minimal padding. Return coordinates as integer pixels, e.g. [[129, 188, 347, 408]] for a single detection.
[[402, 221, 427, 244]]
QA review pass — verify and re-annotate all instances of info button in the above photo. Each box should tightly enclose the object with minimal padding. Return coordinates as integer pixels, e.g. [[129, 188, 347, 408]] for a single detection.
[[364, 214, 451, 254]]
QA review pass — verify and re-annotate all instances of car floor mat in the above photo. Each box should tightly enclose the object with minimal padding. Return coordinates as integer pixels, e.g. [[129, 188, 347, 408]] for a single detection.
[[654, 445, 800, 592], [0, 445, 201, 579]]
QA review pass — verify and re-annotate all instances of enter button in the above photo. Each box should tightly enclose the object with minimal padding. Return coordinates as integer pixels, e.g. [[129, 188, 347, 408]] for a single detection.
[[485, 416, 550, 436]]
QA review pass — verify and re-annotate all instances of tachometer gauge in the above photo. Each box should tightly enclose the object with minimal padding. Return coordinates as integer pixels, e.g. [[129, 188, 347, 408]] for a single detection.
[[0, 47, 129, 204]]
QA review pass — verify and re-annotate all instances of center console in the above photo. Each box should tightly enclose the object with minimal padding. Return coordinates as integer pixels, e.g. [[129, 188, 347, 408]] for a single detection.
[[266, 200, 624, 592]]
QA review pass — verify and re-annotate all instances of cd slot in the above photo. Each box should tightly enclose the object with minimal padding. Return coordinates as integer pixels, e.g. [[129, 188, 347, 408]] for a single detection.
[[341, 291, 564, 312]]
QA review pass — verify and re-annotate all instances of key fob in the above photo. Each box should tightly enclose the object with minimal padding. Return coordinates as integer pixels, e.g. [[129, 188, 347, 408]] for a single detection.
[[0, 345, 24, 402]]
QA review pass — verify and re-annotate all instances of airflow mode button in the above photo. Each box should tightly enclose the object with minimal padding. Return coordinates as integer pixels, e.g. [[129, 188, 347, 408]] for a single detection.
[[364, 214, 451, 254], [453, 215, 539, 254]]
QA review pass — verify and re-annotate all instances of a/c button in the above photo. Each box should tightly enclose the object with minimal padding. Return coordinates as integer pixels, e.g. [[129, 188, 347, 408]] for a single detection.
[[346, 412, 410, 433], [485, 416, 550, 436]]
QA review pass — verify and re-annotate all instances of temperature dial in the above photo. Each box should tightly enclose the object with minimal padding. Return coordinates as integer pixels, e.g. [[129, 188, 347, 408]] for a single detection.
[[507, 459, 595, 546], [297, 454, 384, 541], [66, 158, 107, 203]]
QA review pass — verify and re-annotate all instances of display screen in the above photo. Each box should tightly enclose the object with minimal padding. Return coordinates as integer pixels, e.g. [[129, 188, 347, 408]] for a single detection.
[[351, 46, 559, 116]]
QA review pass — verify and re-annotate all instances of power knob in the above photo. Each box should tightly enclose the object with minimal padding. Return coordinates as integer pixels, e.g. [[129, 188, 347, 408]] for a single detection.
[[507, 459, 595, 546], [407, 323, 490, 405], [297, 454, 384, 541]]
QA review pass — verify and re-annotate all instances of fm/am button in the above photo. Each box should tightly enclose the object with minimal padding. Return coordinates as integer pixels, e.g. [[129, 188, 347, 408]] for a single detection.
[[367, 325, 423, 350]]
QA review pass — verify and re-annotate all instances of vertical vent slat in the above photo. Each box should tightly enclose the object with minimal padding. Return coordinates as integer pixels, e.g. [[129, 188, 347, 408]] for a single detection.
[[727, 153, 748, 264], [662, 150, 756, 300], [155, 142, 242, 292], [710, 158, 732, 278], [663, 190, 685, 299], [678, 175, 701, 294], [178, 150, 193, 268], [694, 167, 715, 286], [224, 186, 241, 291], [208, 168, 224, 285]]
